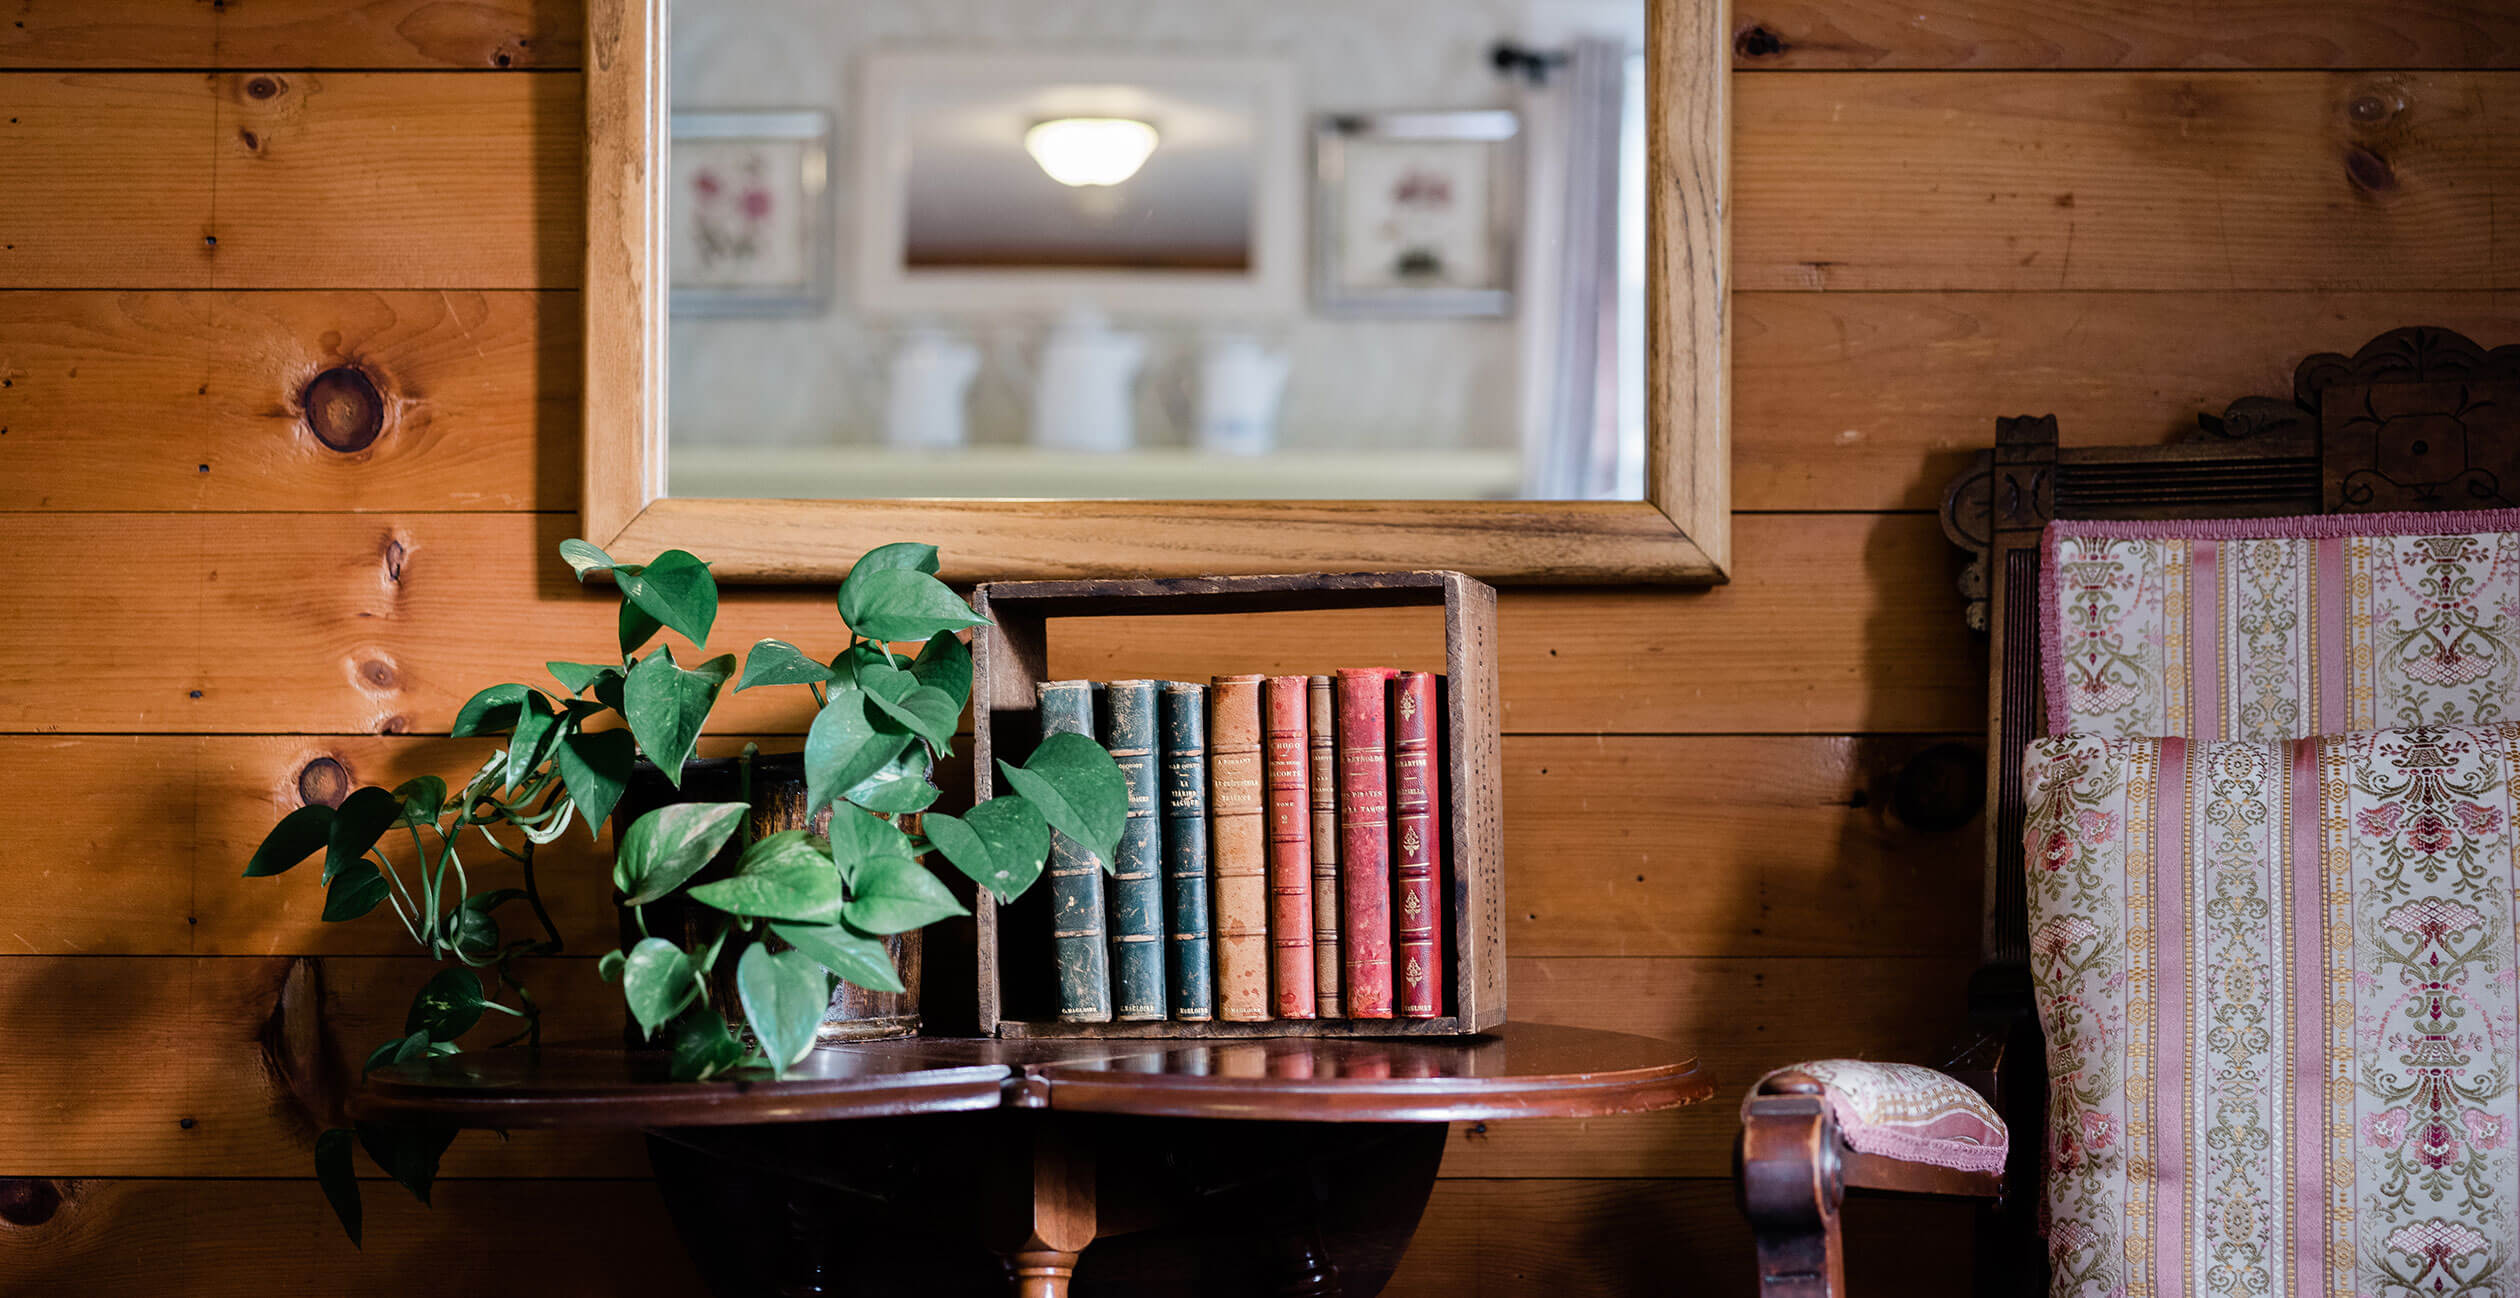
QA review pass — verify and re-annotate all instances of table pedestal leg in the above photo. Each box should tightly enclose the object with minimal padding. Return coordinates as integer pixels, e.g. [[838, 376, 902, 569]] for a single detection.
[[986, 1115, 1097, 1298]]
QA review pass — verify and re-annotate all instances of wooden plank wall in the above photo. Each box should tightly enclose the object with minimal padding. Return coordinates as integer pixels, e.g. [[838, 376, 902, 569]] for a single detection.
[[3, 1, 2516, 1292]]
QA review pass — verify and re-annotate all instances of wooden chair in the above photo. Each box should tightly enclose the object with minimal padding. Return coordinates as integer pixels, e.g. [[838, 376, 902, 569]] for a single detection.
[[1734, 324, 2520, 1295]]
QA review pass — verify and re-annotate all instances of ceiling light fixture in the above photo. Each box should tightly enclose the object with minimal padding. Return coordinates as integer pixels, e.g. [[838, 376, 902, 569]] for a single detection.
[[1023, 117, 1160, 188]]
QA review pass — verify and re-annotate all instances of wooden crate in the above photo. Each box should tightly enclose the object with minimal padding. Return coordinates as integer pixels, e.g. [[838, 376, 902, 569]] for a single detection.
[[970, 571, 1504, 1038]]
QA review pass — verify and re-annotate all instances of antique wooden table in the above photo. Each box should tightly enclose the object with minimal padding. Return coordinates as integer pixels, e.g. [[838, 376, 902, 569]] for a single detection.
[[362, 1023, 1709, 1298]]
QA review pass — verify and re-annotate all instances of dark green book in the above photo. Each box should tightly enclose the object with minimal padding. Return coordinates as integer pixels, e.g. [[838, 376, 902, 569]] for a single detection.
[[1159, 681, 1214, 1020], [1101, 680, 1167, 1020], [1041, 680, 1111, 1023]]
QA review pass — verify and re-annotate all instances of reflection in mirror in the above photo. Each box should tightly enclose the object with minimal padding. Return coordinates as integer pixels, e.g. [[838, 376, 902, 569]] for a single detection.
[[666, 1, 1647, 503]]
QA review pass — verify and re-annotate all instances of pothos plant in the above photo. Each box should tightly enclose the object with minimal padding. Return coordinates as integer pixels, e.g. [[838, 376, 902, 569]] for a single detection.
[[245, 539, 1126, 1245]]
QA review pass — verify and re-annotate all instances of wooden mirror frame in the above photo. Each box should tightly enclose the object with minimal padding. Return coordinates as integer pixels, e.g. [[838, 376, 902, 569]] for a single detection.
[[581, 0, 1729, 584]]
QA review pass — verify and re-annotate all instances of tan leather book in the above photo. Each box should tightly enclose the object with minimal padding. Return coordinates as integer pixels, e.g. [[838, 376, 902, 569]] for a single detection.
[[1306, 674, 1342, 1018], [1207, 675, 1271, 1020]]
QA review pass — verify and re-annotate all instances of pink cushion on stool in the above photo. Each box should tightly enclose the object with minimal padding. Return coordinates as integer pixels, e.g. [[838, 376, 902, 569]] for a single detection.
[[1748, 1059, 2008, 1175]]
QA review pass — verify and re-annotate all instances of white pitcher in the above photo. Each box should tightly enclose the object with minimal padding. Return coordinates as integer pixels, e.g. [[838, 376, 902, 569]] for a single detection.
[[883, 326, 981, 452], [1193, 334, 1292, 456], [1030, 307, 1146, 454]]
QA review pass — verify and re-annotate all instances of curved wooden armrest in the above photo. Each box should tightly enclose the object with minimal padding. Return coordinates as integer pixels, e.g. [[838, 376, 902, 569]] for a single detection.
[[1737, 1072, 2006, 1298]]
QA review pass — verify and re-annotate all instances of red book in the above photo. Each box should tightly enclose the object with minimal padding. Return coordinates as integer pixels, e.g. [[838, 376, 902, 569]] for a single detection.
[[1306, 675, 1341, 1018], [1391, 671, 1444, 1018], [1335, 667, 1398, 1018], [1263, 676, 1317, 1019]]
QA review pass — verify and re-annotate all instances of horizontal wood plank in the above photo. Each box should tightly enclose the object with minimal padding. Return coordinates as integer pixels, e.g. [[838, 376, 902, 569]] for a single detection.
[[1736, 289, 2520, 511], [1392, 1177, 1973, 1298], [0, 1177, 697, 1295], [0, 72, 579, 289], [1732, 0, 2520, 70], [0, 734, 1980, 960], [0, 954, 1967, 1179], [1736, 71, 2520, 291], [0, 512, 1983, 736], [0, 291, 576, 510], [18, 289, 2519, 517], [0, 956, 646, 1179], [0, 1173, 1962, 1298], [0, 1, 579, 69]]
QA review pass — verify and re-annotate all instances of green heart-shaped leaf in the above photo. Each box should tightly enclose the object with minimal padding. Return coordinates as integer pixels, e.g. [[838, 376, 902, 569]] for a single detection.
[[619, 598, 663, 657], [546, 660, 617, 697], [451, 682, 530, 737], [357, 1120, 457, 1207], [924, 795, 1052, 903], [841, 745, 939, 814], [824, 806, 915, 879], [619, 549, 718, 647], [503, 696, 560, 792], [997, 731, 1127, 860], [686, 834, 848, 922], [908, 630, 973, 710], [245, 803, 333, 877], [859, 664, 959, 754], [322, 860, 389, 922], [613, 800, 748, 906], [553, 725, 635, 840], [836, 568, 987, 644], [391, 775, 449, 827], [325, 786, 403, 885], [596, 948, 627, 983], [804, 685, 913, 819], [623, 646, 730, 785], [841, 854, 968, 935], [770, 921, 905, 994], [735, 638, 837, 693], [558, 537, 618, 581], [664, 1005, 749, 1081], [850, 541, 941, 577], [403, 967, 487, 1041], [621, 936, 699, 1039], [314, 1129, 362, 1246], [442, 902, 499, 961], [737, 943, 831, 1075]]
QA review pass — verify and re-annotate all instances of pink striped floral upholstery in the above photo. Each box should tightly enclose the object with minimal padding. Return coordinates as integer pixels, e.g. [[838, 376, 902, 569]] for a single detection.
[[2023, 725, 2520, 1297], [2043, 509, 2520, 742]]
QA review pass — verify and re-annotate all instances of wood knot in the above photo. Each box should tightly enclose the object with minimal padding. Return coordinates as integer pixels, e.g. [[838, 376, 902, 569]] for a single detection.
[[2348, 94, 2398, 125], [0, 1178, 62, 1227], [1733, 24, 1786, 58], [2344, 145, 2397, 193], [1891, 741, 1984, 834], [296, 756, 350, 808], [358, 658, 398, 690], [302, 366, 385, 452], [244, 75, 284, 101]]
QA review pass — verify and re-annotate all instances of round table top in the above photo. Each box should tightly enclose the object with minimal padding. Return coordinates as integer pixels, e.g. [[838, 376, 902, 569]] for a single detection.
[[358, 1022, 1712, 1129]]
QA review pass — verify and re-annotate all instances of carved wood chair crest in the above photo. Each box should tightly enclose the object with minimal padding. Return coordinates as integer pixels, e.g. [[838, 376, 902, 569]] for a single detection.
[[1738, 325, 2520, 1297]]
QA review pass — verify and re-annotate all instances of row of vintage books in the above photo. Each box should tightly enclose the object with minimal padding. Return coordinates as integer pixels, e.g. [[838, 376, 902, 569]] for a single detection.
[[1040, 669, 1447, 1023]]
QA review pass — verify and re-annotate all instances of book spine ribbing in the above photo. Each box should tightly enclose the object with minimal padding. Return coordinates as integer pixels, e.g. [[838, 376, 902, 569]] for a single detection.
[[1306, 674, 1342, 1019], [1391, 671, 1445, 1018], [1335, 667, 1398, 1019], [1159, 682, 1214, 1021], [1100, 680, 1166, 1020], [1207, 675, 1271, 1020], [1263, 675, 1316, 1019], [1041, 680, 1111, 1022]]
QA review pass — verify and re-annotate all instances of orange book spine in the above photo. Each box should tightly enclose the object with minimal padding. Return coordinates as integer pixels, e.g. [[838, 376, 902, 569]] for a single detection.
[[1263, 675, 1316, 1019], [1206, 675, 1271, 1020]]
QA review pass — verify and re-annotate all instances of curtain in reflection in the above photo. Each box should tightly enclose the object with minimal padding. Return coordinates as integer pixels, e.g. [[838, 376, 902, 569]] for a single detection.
[[1521, 38, 1628, 501]]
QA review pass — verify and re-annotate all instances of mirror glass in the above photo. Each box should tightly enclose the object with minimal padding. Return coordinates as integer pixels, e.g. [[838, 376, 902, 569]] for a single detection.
[[666, 0, 1647, 503]]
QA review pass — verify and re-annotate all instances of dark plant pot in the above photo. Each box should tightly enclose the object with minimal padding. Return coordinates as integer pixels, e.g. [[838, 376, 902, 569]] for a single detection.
[[616, 752, 923, 1044]]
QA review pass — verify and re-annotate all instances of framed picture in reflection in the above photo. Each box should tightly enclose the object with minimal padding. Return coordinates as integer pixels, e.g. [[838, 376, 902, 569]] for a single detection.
[[1313, 110, 1519, 318], [670, 110, 833, 317]]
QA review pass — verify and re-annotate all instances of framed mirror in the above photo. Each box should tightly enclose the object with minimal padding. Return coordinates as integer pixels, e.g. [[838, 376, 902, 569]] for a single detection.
[[584, 0, 1727, 583]]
